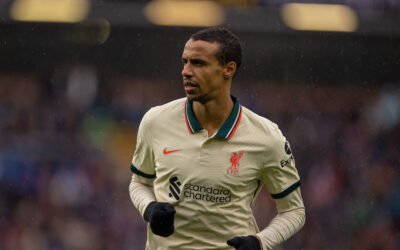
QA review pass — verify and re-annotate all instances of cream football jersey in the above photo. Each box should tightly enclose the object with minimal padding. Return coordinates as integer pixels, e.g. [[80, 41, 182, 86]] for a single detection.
[[131, 96, 301, 250]]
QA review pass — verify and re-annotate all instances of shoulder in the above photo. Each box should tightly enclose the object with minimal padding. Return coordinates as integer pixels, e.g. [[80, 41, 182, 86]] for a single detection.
[[142, 98, 186, 122], [240, 106, 288, 158], [241, 106, 284, 141], [139, 97, 186, 132], [241, 107, 293, 168]]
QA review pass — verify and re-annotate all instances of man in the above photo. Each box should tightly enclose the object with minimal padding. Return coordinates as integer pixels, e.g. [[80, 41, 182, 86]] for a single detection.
[[129, 27, 305, 250]]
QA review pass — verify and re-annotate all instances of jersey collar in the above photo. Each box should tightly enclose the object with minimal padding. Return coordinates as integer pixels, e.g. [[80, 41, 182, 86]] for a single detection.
[[184, 95, 243, 140]]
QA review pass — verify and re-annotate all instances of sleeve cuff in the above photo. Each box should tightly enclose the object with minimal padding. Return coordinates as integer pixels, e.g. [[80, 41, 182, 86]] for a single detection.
[[130, 164, 156, 179], [270, 180, 301, 199]]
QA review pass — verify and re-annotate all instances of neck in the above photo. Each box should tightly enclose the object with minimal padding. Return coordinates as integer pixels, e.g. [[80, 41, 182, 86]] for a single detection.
[[192, 94, 234, 137]]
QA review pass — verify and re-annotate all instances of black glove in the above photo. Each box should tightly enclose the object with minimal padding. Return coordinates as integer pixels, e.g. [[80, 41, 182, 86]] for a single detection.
[[144, 201, 176, 237], [227, 235, 261, 250]]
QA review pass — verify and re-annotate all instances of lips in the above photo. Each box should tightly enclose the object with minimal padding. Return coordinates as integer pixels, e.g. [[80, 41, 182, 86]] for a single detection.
[[184, 81, 198, 92], [184, 81, 198, 87]]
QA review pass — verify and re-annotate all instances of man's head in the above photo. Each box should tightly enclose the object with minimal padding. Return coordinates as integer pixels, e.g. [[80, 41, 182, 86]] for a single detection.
[[182, 27, 242, 103], [190, 27, 242, 75]]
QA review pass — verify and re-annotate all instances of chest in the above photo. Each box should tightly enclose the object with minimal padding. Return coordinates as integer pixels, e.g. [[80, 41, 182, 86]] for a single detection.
[[151, 129, 265, 195]]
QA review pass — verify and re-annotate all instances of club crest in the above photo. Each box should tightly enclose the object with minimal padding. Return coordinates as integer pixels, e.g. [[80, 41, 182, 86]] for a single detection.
[[227, 152, 244, 176]]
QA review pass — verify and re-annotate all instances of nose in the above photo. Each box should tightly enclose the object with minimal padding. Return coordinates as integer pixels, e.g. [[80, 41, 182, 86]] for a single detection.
[[181, 63, 193, 78]]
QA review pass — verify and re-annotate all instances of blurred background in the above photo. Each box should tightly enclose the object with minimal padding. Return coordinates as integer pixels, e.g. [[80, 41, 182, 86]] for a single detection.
[[0, 0, 399, 249]]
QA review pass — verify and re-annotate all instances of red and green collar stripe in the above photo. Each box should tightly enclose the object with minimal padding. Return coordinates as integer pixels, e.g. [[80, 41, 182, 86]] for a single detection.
[[185, 99, 203, 134], [184, 95, 242, 140]]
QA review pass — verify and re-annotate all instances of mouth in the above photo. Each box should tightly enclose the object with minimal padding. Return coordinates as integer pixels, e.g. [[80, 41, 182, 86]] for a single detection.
[[184, 81, 198, 92], [184, 80, 198, 87]]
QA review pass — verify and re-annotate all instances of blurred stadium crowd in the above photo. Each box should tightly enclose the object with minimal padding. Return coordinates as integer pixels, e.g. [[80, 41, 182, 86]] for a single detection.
[[0, 65, 399, 249]]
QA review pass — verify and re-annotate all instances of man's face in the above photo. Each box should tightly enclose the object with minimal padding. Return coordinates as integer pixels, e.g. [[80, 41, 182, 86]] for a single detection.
[[181, 39, 226, 103]]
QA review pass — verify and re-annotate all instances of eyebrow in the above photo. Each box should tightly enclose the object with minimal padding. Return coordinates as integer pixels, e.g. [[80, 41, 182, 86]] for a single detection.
[[191, 58, 206, 64], [181, 57, 206, 64]]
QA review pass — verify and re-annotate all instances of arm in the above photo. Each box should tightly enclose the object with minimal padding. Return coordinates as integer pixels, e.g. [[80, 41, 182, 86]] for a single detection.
[[128, 108, 157, 219], [129, 174, 176, 237], [256, 188, 305, 250], [128, 175, 156, 219], [128, 109, 176, 237], [256, 126, 305, 249], [228, 188, 305, 250], [228, 123, 305, 250]]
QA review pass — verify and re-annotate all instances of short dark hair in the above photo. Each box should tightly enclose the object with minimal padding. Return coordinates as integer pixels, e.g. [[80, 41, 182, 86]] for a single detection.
[[190, 27, 242, 73]]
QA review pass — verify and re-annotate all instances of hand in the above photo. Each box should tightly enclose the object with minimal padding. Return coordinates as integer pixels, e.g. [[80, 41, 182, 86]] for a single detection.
[[227, 235, 261, 250], [144, 201, 176, 237]]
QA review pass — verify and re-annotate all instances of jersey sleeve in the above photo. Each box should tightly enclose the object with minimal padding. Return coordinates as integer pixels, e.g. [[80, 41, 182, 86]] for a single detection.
[[261, 124, 301, 201], [130, 109, 156, 185]]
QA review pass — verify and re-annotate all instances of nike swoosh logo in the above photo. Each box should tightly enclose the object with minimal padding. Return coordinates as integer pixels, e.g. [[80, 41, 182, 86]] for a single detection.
[[163, 148, 181, 154]]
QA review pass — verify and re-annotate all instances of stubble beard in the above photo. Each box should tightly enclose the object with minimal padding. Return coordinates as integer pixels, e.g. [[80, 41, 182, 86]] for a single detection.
[[185, 91, 209, 104]]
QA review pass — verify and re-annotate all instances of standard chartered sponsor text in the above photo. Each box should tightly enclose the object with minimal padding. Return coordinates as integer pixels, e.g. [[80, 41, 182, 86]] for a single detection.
[[183, 183, 231, 203]]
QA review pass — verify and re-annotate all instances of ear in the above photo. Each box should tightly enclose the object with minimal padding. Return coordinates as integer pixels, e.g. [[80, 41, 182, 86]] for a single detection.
[[223, 61, 237, 79]]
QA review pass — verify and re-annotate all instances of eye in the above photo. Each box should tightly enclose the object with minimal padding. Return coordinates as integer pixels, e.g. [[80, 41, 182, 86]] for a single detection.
[[182, 59, 188, 65], [191, 59, 205, 66]]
